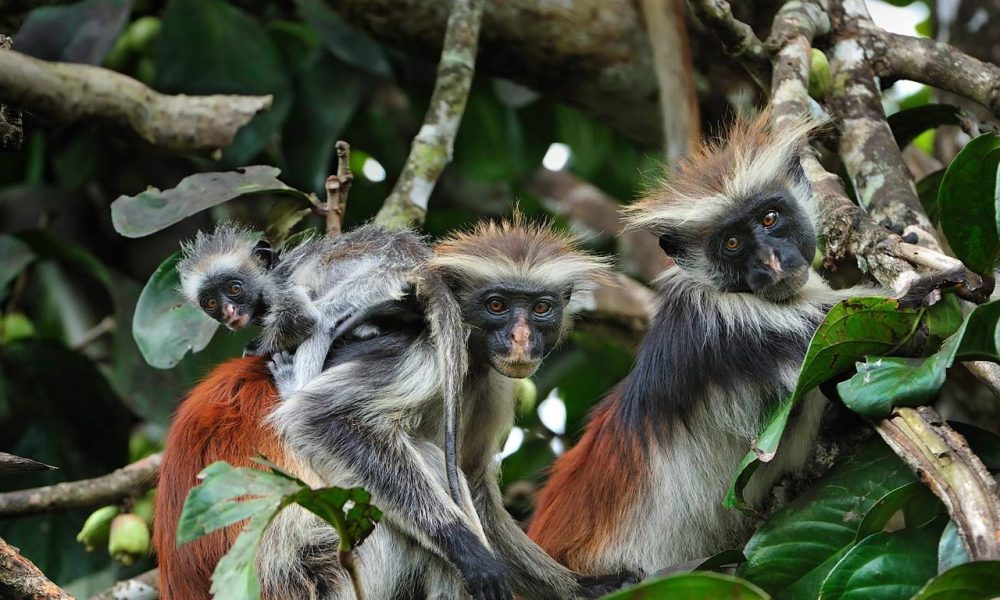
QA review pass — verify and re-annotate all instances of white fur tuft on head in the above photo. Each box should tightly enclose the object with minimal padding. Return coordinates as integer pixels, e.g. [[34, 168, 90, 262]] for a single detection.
[[176, 222, 265, 302]]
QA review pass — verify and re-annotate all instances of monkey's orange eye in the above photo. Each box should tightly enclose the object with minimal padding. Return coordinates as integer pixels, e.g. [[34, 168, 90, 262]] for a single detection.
[[533, 301, 553, 315], [487, 299, 507, 314], [762, 210, 778, 227], [227, 281, 243, 296], [202, 298, 218, 311], [724, 236, 741, 251]]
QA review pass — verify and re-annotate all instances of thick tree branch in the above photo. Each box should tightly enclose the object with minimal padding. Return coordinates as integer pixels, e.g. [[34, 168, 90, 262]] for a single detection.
[[0, 35, 22, 150], [0, 536, 73, 599], [868, 32, 1000, 120], [641, 0, 700, 163], [0, 49, 272, 154], [374, 0, 484, 228], [0, 453, 160, 518], [876, 407, 1000, 560]]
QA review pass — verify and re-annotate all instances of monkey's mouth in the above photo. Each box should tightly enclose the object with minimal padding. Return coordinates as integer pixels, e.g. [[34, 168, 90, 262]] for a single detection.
[[756, 266, 810, 302], [224, 314, 251, 330], [492, 357, 540, 379]]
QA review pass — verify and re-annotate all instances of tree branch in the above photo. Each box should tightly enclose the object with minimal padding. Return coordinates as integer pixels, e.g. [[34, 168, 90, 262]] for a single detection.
[[0, 536, 73, 599], [374, 0, 484, 228], [641, 0, 700, 163], [0, 49, 272, 154], [686, 0, 770, 89], [0, 453, 160, 518], [0, 452, 56, 474], [89, 569, 157, 600], [325, 141, 353, 236], [875, 407, 1000, 560], [0, 35, 22, 150]]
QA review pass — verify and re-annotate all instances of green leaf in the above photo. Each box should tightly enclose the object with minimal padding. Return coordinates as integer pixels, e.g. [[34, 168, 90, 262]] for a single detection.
[[13, 0, 133, 65], [739, 439, 918, 599], [601, 571, 771, 600], [888, 105, 970, 150], [132, 251, 218, 369], [111, 166, 312, 238], [818, 519, 944, 600], [0, 235, 36, 298], [281, 50, 371, 195], [838, 300, 1000, 419], [936, 522, 969, 575], [916, 170, 945, 226], [293, 0, 392, 77], [938, 132, 1000, 274], [854, 482, 939, 541], [726, 298, 922, 508], [178, 460, 381, 600], [911, 561, 1000, 600], [154, 0, 292, 163]]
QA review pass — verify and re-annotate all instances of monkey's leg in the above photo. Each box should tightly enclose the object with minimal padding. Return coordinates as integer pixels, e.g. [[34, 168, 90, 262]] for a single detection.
[[272, 391, 512, 600], [256, 284, 321, 355]]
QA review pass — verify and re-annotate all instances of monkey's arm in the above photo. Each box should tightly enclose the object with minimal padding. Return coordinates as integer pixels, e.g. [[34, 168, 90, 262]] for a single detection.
[[253, 284, 321, 356], [270, 363, 512, 600]]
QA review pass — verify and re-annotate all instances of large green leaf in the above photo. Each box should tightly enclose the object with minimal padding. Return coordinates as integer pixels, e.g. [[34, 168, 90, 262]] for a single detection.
[[817, 519, 944, 600], [938, 132, 1000, 274], [916, 170, 945, 226], [601, 572, 770, 600], [14, 0, 133, 65], [838, 300, 1000, 418], [0, 235, 36, 298], [178, 460, 381, 600], [911, 561, 1000, 600], [935, 522, 969, 575], [726, 298, 922, 508], [293, 0, 391, 77], [739, 439, 918, 599], [111, 166, 312, 238], [154, 0, 292, 163], [132, 251, 218, 369]]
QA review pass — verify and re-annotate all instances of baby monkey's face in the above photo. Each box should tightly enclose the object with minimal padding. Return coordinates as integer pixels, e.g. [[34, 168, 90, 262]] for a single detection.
[[197, 273, 264, 330]]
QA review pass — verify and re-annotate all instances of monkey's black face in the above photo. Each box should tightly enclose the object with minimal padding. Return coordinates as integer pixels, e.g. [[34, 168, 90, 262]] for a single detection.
[[707, 192, 815, 300], [464, 285, 567, 379], [198, 274, 265, 330]]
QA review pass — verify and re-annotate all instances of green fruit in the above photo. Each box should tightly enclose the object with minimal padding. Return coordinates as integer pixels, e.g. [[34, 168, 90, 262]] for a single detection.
[[132, 493, 155, 526], [125, 16, 162, 53], [808, 48, 831, 99], [109, 513, 150, 566], [76, 505, 120, 551], [128, 429, 160, 463], [1, 312, 35, 343], [514, 378, 538, 417]]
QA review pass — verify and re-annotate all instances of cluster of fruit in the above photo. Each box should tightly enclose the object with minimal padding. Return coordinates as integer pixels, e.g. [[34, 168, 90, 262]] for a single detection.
[[76, 489, 155, 566]]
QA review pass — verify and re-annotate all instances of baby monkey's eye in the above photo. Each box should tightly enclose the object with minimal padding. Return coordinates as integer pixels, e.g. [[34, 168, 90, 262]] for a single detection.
[[762, 210, 778, 227], [487, 298, 507, 314], [227, 281, 243, 296], [533, 301, 553, 315], [724, 236, 742, 251], [202, 297, 218, 311]]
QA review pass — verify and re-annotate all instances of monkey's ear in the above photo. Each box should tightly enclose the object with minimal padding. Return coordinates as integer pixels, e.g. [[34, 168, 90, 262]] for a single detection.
[[658, 233, 681, 257], [253, 240, 276, 269]]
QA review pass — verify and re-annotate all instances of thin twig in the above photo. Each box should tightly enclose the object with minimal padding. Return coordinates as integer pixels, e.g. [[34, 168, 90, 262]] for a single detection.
[[325, 141, 353, 236], [0, 453, 161, 518], [374, 0, 485, 229], [0, 453, 56, 474], [641, 0, 700, 163], [686, 0, 770, 90], [0, 49, 271, 154], [0, 536, 73, 599]]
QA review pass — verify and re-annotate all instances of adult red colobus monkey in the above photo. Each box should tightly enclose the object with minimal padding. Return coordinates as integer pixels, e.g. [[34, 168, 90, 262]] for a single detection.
[[528, 112, 934, 576], [155, 218, 630, 599]]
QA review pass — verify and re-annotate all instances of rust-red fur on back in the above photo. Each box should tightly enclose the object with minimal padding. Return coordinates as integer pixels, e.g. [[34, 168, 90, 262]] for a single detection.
[[154, 356, 286, 600], [528, 390, 645, 572]]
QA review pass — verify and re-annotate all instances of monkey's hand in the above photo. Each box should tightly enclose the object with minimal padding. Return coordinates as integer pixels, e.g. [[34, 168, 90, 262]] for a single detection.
[[267, 351, 297, 398], [454, 548, 513, 600], [575, 570, 640, 599]]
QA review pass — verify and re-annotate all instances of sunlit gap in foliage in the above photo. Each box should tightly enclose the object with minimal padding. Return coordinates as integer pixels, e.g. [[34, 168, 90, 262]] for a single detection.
[[362, 156, 387, 182], [500, 427, 525, 460], [868, 0, 930, 114], [538, 388, 567, 435], [542, 143, 571, 171]]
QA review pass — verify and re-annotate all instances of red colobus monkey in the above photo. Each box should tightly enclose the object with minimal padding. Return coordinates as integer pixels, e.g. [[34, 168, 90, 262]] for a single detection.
[[529, 113, 899, 575], [155, 218, 629, 599]]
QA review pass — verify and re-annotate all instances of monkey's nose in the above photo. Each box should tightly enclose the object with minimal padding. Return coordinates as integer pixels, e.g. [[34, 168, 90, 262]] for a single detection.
[[760, 249, 783, 274], [510, 322, 531, 347], [223, 303, 238, 319]]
